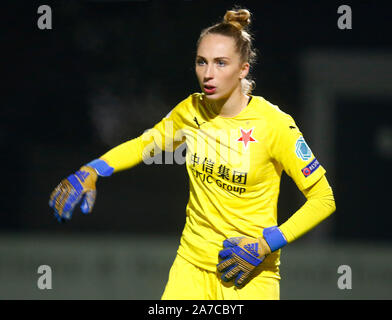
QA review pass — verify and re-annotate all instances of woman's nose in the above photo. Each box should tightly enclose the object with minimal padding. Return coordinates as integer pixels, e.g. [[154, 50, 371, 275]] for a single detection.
[[204, 65, 214, 79]]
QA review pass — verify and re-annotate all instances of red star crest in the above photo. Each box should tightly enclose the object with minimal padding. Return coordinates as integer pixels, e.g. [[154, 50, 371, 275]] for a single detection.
[[237, 128, 257, 150]]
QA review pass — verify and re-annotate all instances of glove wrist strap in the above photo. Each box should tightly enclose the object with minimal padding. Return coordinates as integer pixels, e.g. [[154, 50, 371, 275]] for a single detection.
[[87, 159, 114, 177], [262, 226, 288, 252]]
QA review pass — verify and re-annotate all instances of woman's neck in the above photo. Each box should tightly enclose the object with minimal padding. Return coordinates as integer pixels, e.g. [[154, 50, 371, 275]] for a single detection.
[[210, 89, 250, 118]]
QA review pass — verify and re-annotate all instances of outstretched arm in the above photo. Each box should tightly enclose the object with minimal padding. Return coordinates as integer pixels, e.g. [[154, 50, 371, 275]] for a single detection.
[[48, 131, 168, 222], [48, 97, 188, 222]]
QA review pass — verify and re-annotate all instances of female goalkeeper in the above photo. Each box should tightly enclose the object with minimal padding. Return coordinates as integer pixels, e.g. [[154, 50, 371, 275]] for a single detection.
[[49, 8, 336, 300]]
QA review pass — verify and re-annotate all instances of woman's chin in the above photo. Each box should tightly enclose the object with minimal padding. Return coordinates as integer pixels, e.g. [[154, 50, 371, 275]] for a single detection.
[[204, 93, 217, 100], [203, 92, 226, 102]]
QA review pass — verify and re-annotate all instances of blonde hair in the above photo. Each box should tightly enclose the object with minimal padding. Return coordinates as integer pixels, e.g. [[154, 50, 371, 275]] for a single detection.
[[197, 8, 257, 94]]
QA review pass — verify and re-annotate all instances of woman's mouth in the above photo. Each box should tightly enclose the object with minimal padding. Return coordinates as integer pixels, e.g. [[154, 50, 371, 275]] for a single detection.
[[204, 85, 216, 94]]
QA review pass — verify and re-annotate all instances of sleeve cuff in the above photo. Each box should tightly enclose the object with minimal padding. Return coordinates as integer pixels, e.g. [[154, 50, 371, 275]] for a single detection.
[[86, 159, 114, 177], [263, 226, 288, 252]]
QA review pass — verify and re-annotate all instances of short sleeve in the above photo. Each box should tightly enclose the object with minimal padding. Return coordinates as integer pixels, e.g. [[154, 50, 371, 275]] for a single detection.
[[268, 112, 326, 191]]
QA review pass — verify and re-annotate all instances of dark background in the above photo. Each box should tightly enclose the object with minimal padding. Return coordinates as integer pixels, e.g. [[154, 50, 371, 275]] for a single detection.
[[2, 1, 391, 243]]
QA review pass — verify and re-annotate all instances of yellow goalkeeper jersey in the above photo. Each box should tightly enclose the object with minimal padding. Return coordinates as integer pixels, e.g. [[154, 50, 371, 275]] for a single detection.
[[101, 93, 326, 272]]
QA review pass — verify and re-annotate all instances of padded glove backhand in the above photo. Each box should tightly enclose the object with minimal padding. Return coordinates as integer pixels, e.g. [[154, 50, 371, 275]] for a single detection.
[[217, 236, 271, 287], [49, 166, 98, 222]]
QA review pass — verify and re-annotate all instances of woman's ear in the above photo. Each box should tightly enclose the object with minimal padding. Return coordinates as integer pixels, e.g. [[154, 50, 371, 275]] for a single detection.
[[239, 62, 250, 79]]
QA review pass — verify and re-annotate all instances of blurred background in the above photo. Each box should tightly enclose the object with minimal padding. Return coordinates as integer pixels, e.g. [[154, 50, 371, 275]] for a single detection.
[[1, 0, 391, 299]]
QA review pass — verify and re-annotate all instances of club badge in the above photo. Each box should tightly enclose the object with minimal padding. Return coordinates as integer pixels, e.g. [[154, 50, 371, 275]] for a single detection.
[[237, 128, 257, 150]]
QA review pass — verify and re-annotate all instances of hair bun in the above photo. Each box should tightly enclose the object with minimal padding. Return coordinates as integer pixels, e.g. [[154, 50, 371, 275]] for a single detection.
[[223, 9, 251, 30]]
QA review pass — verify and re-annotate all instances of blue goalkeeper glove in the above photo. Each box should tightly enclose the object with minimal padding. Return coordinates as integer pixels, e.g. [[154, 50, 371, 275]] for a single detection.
[[217, 226, 287, 287], [49, 159, 114, 222]]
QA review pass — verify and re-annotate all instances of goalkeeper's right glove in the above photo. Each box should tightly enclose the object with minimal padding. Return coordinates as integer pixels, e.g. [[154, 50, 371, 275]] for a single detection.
[[48, 159, 114, 222]]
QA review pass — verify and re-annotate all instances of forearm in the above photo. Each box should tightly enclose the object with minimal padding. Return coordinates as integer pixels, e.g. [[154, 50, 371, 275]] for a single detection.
[[99, 136, 144, 173], [98, 116, 184, 173], [279, 175, 336, 243]]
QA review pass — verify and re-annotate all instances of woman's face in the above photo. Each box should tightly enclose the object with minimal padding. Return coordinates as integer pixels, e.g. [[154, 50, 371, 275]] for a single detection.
[[195, 33, 249, 101]]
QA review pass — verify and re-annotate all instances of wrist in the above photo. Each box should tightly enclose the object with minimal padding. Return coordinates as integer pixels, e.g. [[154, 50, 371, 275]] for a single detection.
[[262, 226, 288, 252], [86, 159, 114, 177]]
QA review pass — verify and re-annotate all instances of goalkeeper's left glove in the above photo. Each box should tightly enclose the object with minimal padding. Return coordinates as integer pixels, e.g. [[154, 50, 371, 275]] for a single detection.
[[217, 226, 287, 287]]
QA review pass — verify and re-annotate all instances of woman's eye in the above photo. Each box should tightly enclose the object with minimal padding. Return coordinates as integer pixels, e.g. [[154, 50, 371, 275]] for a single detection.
[[217, 60, 226, 67], [196, 59, 206, 66]]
